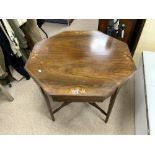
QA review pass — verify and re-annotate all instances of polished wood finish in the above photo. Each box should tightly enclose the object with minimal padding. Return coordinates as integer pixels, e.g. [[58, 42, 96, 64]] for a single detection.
[[98, 19, 146, 55], [25, 31, 136, 122], [25, 31, 136, 99]]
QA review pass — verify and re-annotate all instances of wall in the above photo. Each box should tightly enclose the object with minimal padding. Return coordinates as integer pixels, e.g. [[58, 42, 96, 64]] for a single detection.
[[134, 19, 155, 65]]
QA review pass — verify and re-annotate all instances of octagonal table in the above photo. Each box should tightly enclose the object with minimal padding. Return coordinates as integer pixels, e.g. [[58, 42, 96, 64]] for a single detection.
[[25, 31, 136, 123]]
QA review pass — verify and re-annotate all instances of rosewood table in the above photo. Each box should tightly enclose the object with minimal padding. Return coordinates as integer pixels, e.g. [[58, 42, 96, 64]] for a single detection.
[[25, 31, 136, 123]]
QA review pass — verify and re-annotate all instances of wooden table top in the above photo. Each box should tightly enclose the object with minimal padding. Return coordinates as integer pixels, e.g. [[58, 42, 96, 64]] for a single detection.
[[25, 31, 136, 98]]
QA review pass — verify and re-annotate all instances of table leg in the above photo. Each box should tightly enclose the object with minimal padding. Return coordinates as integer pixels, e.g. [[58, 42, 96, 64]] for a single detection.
[[40, 87, 119, 123], [40, 88, 55, 121], [53, 102, 71, 114], [105, 88, 119, 123], [88, 102, 107, 116], [88, 88, 119, 123]]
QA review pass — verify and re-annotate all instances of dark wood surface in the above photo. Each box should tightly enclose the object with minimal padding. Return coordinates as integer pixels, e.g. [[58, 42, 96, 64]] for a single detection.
[[98, 19, 137, 44], [98, 19, 146, 55], [37, 19, 74, 26], [25, 31, 136, 99]]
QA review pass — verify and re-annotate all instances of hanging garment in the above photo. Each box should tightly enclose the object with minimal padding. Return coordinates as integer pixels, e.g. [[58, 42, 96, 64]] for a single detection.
[[7, 19, 28, 49], [16, 19, 27, 27], [0, 47, 7, 79], [21, 19, 43, 49], [0, 21, 30, 80], [0, 19, 22, 57], [0, 46, 6, 72], [0, 65, 7, 79]]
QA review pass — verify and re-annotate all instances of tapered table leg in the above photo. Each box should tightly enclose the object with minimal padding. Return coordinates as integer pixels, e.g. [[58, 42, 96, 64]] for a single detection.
[[40, 86, 119, 123], [88, 102, 107, 116], [40, 88, 55, 121], [105, 88, 119, 123]]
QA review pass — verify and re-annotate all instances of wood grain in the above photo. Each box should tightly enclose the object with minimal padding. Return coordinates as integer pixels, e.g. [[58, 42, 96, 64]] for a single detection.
[[25, 31, 136, 100]]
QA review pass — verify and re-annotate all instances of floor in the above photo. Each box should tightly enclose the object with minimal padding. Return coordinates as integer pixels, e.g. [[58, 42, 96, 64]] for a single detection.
[[41, 19, 99, 37], [0, 19, 135, 134]]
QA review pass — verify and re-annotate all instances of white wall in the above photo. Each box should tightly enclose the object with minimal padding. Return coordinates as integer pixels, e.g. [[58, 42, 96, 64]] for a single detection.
[[134, 19, 155, 64]]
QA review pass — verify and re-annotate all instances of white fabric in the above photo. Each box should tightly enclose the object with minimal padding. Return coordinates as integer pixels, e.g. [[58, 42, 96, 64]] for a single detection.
[[0, 20, 23, 80], [1, 19, 21, 57], [16, 19, 27, 27]]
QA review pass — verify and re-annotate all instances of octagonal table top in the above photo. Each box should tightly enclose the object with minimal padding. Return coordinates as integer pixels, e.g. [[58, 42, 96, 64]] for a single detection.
[[25, 31, 136, 98]]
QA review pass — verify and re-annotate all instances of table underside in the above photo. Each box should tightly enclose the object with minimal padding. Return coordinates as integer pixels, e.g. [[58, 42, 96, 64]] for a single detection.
[[41, 87, 119, 123]]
